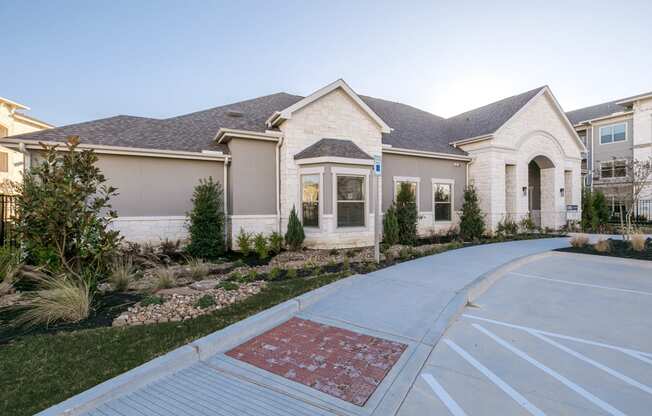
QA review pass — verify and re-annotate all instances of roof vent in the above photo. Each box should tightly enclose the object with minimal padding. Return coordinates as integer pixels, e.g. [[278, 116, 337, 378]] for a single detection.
[[226, 110, 244, 118]]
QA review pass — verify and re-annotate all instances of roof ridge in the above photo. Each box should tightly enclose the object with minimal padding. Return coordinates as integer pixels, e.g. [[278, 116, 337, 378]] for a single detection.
[[360, 94, 446, 120], [166, 92, 304, 120], [566, 89, 652, 114]]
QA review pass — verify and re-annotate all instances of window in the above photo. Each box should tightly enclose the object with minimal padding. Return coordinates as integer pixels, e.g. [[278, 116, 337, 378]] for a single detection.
[[301, 175, 319, 227], [599, 123, 626, 144], [0, 152, 7, 172], [337, 175, 365, 227], [394, 181, 417, 200], [600, 160, 627, 179], [433, 183, 452, 221]]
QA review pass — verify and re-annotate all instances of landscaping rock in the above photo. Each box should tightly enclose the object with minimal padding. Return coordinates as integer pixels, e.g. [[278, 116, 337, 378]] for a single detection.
[[111, 281, 266, 327]]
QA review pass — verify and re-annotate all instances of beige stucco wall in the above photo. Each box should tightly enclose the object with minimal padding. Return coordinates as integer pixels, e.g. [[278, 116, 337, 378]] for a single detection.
[[227, 138, 277, 216], [278, 87, 384, 248], [462, 91, 583, 230], [93, 154, 224, 217], [382, 153, 466, 234]]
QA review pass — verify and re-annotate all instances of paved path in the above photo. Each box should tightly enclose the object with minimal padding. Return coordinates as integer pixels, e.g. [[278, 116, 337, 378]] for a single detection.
[[55, 238, 573, 416]]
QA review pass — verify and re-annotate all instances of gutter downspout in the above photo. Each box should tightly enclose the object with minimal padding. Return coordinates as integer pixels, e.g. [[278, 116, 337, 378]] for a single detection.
[[223, 156, 230, 247], [275, 136, 285, 233]]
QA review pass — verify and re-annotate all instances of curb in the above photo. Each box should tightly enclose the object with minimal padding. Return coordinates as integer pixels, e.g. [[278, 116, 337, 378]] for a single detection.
[[36, 273, 358, 416], [421, 251, 556, 347]]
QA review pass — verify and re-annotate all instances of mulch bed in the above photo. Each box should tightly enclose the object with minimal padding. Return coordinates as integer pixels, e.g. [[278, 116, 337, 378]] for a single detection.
[[226, 317, 407, 406], [556, 238, 652, 261]]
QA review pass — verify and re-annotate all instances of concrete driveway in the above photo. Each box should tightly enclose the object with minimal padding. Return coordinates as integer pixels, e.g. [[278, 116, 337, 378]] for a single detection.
[[399, 252, 652, 416]]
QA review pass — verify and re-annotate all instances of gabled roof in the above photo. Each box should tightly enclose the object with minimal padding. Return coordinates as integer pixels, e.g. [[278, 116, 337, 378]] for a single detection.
[[566, 90, 652, 125], [268, 79, 391, 134], [294, 138, 373, 160], [444, 87, 546, 143], [4, 82, 579, 157]]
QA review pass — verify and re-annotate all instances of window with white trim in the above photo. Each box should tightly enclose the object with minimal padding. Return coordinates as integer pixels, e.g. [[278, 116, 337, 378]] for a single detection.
[[599, 123, 626, 144], [600, 160, 627, 179], [301, 174, 319, 227], [394, 181, 417, 201], [337, 175, 365, 227], [433, 183, 452, 221]]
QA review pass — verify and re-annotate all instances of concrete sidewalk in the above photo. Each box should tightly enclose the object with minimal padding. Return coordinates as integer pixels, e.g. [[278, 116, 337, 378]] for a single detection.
[[41, 237, 572, 416]]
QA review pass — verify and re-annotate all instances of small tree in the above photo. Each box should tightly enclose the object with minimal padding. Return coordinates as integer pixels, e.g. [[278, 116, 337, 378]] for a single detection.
[[459, 185, 485, 241], [581, 188, 595, 231], [592, 190, 610, 232], [285, 206, 305, 251], [186, 177, 225, 259], [15, 136, 121, 277], [382, 204, 400, 246], [610, 158, 652, 236], [395, 182, 418, 245]]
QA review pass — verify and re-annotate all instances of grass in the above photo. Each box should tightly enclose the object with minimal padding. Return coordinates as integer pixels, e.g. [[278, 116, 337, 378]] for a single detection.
[[0, 272, 349, 416]]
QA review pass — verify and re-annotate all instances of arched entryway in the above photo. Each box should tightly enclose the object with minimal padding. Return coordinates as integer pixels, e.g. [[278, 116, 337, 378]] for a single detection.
[[528, 155, 555, 228]]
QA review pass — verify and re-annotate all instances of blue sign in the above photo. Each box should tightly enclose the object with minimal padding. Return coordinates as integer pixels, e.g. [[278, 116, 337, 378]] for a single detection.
[[373, 155, 381, 176]]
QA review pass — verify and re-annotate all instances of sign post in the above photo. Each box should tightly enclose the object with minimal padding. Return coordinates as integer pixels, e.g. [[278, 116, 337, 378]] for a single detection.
[[373, 155, 382, 263]]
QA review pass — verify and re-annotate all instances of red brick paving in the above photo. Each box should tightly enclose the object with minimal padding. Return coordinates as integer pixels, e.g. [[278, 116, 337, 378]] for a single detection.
[[226, 317, 407, 406]]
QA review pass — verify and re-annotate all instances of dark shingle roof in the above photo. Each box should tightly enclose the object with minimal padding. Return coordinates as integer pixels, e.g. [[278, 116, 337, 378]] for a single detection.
[[443, 87, 545, 142], [294, 138, 373, 160], [4, 86, 554, 157], [565, 91, 652, 125]]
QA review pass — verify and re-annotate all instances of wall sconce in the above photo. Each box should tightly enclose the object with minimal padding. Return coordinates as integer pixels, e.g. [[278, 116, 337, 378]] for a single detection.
[[522, 186, 527, 196], [560, 188, 565, 197]]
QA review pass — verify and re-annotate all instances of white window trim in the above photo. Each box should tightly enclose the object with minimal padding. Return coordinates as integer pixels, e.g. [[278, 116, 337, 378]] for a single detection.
[[393, 176, 421, 211], [599, 159, 628, 179], [431, 178, 455, 223], [332, 166, 370, 231], [599, 122, 627, 145], [298, 166, 324, 232]]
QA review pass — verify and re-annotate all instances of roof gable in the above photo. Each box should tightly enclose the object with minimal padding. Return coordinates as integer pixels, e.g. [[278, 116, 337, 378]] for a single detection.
[[294, 138, 373, 160], [268, 79, 391, 134], [564, 91, 652, 125]]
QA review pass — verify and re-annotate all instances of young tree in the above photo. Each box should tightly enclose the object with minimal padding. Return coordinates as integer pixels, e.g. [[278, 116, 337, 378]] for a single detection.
[[610, 158, 652, 236], [395, 182, 418, 245], [581, 187, 595, 231], [591, 190, 610, 232], [15, 136, 121, 276], [285, 206, 305, 251], [459, 185, 485, 241], [382, 204, 400, 246], [186, 177, 225, 259]]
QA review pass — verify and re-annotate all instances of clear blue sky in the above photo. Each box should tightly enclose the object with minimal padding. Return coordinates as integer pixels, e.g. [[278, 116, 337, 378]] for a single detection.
[[2, 0, 651, 126]]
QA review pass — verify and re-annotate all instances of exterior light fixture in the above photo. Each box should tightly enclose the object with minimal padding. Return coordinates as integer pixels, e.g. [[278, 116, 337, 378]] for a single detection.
[[522, 186, 527, 196], [560, 188, 565, 197]]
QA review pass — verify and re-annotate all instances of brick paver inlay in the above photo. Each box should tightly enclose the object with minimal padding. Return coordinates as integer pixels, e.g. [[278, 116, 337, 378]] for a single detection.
[[226, 317, 407, 406]]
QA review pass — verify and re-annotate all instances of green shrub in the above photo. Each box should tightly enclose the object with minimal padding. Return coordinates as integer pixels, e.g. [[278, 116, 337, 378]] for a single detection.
[[0, 246, 22, 295], [194, 294, 216, 309], [216, 281, 239, 291], [228, 271, 242, 282], [159, 239, 181, 258], [254, 233, 269, 260], [383, 204, 400, 246], [268, 232, 284, 254], [395, 183, 418, 245], [141, 295, 163, 306], [285, 206, 305, 251], [328, 248, 339, 256], [236, 228, 252, 257], [519, 215, 536, 233], [342, 257, 350, 272], [592, 191, 610, 231], [286, 268, 298, 279], [268, 267, 282, 281], [496, 217, 519, 236], [15, 136, 120, 277], [185, 177, 225, 259], [109, 256, 136, 292], [246, 269, 259, 282], [581, 188, 595, 231], [459, 185, 485, 241]]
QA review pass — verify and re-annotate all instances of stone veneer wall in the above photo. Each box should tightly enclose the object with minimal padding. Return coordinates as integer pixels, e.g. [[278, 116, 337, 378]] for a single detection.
[[278, 88, 383, 248], [110, 216, 188, 243]]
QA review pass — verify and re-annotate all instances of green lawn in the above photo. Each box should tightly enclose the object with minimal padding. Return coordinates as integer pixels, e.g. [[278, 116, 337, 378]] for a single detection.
[[0, 273, 348, 416]]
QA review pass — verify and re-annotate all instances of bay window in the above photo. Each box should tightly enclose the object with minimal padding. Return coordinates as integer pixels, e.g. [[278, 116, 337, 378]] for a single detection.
[[337, 175, 365, 227]]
